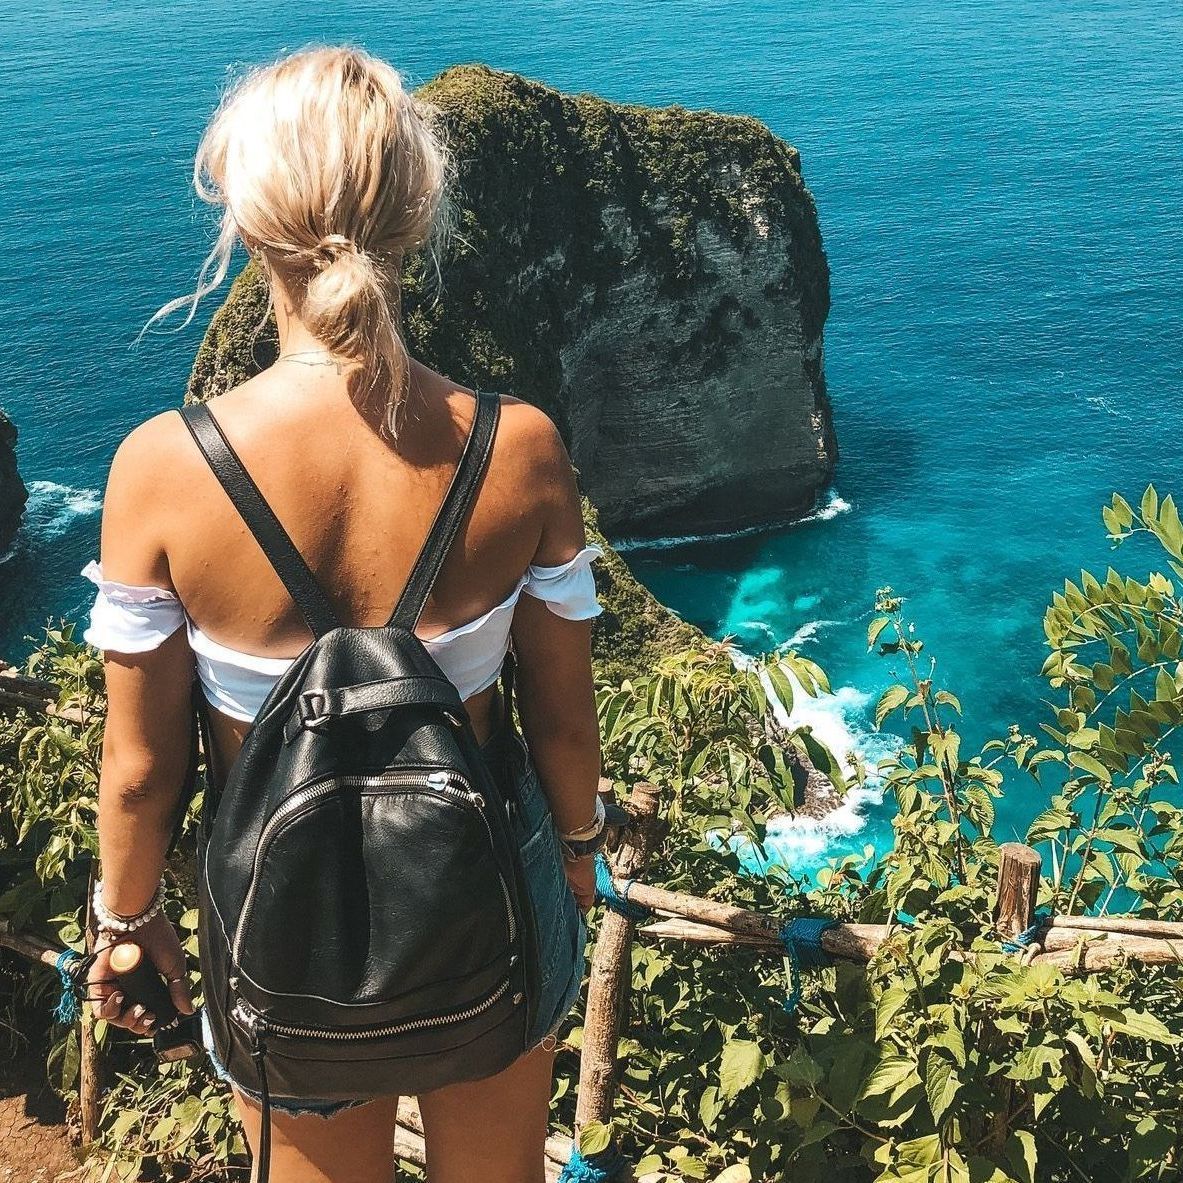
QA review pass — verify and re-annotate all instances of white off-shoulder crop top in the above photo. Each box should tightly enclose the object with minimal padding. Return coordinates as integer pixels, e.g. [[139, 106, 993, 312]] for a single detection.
[[81, 545, 605, 723]]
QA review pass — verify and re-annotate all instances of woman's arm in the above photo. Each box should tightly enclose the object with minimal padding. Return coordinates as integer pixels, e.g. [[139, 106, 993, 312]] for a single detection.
[[87, 421, 197, 1032], [509, 413, 603, 909]]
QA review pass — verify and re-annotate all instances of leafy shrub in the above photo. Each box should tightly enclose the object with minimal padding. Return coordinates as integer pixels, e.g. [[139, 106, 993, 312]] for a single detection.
[[3, 490, 1183, 1181]]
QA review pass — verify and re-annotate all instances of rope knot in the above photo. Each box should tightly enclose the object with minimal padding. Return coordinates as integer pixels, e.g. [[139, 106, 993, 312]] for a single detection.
[[53, 949, 85, 1025], [779, 916, 839, 1014], [1000, 909, 1052, 954], [593, 854, 651, 923]]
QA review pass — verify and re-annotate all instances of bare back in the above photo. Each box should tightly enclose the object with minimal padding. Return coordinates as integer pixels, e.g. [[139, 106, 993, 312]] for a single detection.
[[98, 360, 591, 757]]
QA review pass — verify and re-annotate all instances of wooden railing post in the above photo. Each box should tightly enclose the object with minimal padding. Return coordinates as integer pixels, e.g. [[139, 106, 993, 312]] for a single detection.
[[994, 843, 1041, 941], [574, 781, 665, 1134], [79, 865, 102, 1147], [986, 842, 1042, 1155]]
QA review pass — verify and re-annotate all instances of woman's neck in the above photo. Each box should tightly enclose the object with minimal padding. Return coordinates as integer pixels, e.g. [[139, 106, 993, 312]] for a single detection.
[[272, 284, 338, 359]]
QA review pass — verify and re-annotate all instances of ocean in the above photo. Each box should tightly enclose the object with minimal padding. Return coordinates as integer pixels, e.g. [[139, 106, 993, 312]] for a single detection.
[[2, 2, 1181, 872]]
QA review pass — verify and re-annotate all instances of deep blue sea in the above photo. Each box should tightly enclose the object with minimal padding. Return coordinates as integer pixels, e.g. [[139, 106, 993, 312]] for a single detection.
[[2, 2, 1181, 871]]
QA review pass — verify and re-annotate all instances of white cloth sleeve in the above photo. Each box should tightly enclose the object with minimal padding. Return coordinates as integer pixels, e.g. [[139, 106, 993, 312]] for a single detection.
[[81, 561, 187, 653], [521, 544, 605, 620]]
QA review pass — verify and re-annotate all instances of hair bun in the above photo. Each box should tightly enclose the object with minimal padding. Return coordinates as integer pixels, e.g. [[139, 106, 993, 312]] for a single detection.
[[314, 233, 359, 264]]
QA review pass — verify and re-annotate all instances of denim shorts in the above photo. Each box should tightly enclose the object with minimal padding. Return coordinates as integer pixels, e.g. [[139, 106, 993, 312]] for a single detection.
[[202, 716, 587, 1118]]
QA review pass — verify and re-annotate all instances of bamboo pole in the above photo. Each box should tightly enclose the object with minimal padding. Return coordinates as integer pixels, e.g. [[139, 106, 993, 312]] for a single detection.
[[637, 914, 891, 962], [0, 924, 62, 968], [1036, 934, 1183, 974], [1049, 914, 1183, 941], [574, 781, 665, 1134]]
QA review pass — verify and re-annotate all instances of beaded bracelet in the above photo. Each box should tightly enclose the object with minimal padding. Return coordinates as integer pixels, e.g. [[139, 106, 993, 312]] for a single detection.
[[92, 879, 165, 936], [559, 796, 606, 843]]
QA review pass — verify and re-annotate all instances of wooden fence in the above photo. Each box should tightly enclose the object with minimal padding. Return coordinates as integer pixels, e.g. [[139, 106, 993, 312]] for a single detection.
[[3, 665, 1183, 1181]]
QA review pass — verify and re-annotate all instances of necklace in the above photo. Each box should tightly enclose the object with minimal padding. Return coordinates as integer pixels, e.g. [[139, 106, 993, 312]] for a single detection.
[[275, 348, 349, 367]]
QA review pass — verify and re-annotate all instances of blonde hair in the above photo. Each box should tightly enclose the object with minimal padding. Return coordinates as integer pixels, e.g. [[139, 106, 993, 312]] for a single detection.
[[151, 45, 456, 439]]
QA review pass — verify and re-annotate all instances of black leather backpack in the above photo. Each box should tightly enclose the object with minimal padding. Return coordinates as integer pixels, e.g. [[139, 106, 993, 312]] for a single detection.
[[179, 391, 539, 1181]]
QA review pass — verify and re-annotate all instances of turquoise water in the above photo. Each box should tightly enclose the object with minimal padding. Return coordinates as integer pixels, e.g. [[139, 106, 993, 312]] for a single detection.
[[2, 3, 1181, 868]]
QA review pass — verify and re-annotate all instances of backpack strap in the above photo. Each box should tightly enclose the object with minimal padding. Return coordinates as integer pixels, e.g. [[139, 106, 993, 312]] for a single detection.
[[388, 390, 501, 632], [178, 404, 340, 639]]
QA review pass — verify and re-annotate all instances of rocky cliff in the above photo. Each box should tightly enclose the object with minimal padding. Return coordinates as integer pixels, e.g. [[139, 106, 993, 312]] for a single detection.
[[0, 411, 27, 555], [189, 65, 836, 538]]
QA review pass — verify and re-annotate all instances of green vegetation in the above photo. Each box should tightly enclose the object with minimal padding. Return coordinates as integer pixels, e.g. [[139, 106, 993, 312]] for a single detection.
[[3, 489, 1183, 1180]]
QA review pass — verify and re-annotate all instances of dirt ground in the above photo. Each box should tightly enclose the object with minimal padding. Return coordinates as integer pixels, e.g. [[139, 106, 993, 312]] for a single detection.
[[0, 1039, 80, 1183]]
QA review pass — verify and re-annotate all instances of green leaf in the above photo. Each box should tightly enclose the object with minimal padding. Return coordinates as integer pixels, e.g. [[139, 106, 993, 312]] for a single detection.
[[1114, 1008, 1179, 1044], [1004, 1130, 1037, 1183], [876, 684, 910, 729], [766, 661, 795, 717], [875, 984, 910, 1041], [780, 1046, 823, 1088], [578, 1122, 613, 1157], [923, 1055, 959, 1126], [698, 1085, 722, 1130], [1142, 485, 1160, 524], [714, 1168, 752, 1183], [858, 1055, 918, 1102], [1067, 751, 1112, 784], [719, 1039, 765, 1099]]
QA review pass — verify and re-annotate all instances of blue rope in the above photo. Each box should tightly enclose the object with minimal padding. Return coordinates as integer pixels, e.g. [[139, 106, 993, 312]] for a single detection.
[[779, 916, 839, 1014], [53, 949, 84, 1025], [560, 1144, 631, 1183], [1001, 909, 1052, 954], [594, 854, 651, 923]]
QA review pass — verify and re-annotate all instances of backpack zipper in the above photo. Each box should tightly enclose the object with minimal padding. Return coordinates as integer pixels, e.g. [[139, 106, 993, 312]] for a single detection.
[[232, 770, 517, 968], [232, 975, 516, 1043]]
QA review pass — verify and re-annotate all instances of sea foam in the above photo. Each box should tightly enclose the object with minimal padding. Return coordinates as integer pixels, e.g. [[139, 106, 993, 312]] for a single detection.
[[613, 489, 852, 553], [22, 481, 101, 541], [729, 649, 898, 872]]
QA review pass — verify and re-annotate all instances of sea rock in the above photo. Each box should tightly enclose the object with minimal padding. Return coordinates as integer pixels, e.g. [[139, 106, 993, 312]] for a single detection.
[[0, 410, 28, 554], [190, 64, 836, 539]]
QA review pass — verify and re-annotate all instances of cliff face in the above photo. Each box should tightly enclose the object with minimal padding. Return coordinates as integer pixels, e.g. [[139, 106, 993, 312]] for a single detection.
[[0, 411, 27, 554], [190, 65, 836, 538]]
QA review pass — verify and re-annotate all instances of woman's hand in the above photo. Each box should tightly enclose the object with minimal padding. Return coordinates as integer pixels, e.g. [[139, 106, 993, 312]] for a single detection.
[[87, 912, 196, 1036], [563, 854, 597, 911]]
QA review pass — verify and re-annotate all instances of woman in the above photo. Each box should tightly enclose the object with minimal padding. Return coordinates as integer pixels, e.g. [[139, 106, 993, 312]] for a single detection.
[[83, 45, 605, 1183]]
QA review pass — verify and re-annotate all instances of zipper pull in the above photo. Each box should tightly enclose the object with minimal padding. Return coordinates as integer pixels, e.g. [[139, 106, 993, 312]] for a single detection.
[[235, 1003, 273, 1183], [427, 772, 450, 790]]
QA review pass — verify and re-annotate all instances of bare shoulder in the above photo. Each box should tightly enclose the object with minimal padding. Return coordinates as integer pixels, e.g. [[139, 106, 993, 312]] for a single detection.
[[492, 395, 587, 560], [106, 408, 201, 502], [493, 394, 572, 481]]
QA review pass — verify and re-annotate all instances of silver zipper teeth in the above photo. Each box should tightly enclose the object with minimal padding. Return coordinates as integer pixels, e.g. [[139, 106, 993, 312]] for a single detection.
[[232, 771, 517, 966], [238, 976, 511, 1042]]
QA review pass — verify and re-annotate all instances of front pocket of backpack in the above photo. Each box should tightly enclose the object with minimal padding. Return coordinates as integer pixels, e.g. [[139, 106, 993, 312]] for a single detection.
[[234, 775, 516, 1009]]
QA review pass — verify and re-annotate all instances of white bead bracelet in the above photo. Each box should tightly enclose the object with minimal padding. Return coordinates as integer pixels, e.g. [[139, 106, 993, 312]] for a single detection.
[[92, 879, 165, 935]]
